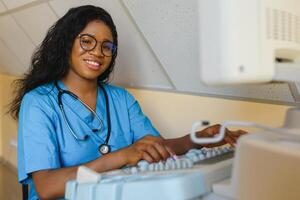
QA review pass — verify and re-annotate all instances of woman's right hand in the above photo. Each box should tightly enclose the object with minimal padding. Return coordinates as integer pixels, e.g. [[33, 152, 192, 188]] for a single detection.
[[122, 135, 176, 165]]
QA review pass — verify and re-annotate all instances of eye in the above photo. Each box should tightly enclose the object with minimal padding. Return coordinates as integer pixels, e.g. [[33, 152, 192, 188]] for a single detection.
[[79, 35, 96, 49], [81, 39, 92, 45], [102, 42, 112, 50], [102, 41, 115, 51]]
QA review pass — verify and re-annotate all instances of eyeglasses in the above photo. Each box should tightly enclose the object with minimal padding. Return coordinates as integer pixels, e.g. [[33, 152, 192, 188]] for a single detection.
[[78, 34, 117, 57]]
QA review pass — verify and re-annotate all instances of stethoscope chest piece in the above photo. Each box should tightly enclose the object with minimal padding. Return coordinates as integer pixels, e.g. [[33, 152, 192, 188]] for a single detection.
[[99, 144, 111, 155]]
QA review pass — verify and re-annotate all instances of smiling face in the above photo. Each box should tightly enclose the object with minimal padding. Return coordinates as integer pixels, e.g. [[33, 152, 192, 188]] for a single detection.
[[67, 20, 114, 83]]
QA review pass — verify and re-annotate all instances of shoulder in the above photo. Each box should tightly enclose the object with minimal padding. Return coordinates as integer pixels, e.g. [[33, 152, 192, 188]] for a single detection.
[[102, 84, 136, 106], [102, 84, 132, 99], [21, 83, 56, 110]]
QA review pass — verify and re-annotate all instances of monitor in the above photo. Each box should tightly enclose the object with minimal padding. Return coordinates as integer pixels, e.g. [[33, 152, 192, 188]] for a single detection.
[[199, 0, 300, 85]]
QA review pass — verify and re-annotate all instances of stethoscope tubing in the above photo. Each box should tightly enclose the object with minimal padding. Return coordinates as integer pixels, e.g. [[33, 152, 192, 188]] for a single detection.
[[55, 82, 111, 153]]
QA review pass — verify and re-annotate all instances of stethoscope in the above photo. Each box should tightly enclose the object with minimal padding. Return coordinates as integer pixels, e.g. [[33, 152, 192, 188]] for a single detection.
[[55, 82, 111, 155]]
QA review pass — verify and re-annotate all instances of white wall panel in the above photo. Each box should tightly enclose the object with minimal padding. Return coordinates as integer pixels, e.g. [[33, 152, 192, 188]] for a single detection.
[[123, 0, 199, 91], [0, 15, 35, 68], [13, 3, 58, 46], [0, 39, 24, 75], [1, 0, 35, 10], [0, 1, 7, 13]]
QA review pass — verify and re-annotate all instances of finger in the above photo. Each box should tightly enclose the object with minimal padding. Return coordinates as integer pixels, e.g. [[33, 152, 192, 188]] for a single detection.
[[209, 124, 221, 134], [153, 142, 171, 160], [142, 151, 154, 163], [224, 135, 236, 148], [200, 124, 221, 137], [165, 145, 177, 159], [224, 139, 235, 148], [229, 128, 247, 136], [237, 129, 248, 135], [230, 130, 247, 139], [141, 136, 170, 160], [230, 133, 242, 140], [228, 129, 240, 141], [145, 145, 162, 162]]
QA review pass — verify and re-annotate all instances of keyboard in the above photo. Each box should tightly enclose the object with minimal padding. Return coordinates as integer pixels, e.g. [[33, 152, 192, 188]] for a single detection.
[[116, 146, 234, 174], [65, 146, 234, 200]]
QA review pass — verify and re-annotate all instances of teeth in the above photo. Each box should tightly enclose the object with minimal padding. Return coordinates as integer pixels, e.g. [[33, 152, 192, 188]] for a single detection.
[[85, 60, 100, 67]]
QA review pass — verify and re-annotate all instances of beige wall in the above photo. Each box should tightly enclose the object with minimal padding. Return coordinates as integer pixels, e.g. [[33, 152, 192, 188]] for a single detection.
[[0, 73, 291, 167], [0, 73, 18, 167], [0, 76, 2, 157], [128, 89, 290, 138]]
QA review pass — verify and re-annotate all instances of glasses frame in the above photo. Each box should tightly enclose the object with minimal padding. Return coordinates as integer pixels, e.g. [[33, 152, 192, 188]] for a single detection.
[[78, 33, 117, 57]]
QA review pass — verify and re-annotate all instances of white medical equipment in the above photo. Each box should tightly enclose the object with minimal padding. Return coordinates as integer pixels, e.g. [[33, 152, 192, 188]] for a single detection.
[[65, 146, 235, 200], [192, 0, 300, 199], [191, 115, 300, 199], [199, 0, 300, 85]]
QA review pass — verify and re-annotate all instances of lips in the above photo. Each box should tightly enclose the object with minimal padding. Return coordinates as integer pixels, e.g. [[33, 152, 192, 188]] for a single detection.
[[83, 58, 102, 70]]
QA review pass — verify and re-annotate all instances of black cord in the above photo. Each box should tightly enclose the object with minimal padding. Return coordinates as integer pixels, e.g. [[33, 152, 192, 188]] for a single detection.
[[101, 85, 111, 144], [22, 184, 28, 200]]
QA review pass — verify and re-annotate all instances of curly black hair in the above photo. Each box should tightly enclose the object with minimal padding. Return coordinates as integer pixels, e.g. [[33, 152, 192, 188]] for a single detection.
[[9, 5, 118, 119]]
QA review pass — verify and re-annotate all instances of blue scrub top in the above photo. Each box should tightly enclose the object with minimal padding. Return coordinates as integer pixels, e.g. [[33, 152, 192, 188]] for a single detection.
[[17, 82, 160, 200]]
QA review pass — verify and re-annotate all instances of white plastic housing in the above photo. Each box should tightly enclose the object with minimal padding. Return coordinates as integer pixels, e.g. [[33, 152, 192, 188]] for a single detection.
[[199, 0, 300, 85]]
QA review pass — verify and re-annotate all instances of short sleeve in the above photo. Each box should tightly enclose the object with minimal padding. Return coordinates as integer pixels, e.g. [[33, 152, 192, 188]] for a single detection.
[[18, 93, 61, 184], [125, 90, 160, 142]]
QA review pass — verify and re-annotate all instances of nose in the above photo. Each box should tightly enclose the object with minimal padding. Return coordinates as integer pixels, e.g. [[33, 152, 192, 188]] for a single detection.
[[89, 43, 104, 57]]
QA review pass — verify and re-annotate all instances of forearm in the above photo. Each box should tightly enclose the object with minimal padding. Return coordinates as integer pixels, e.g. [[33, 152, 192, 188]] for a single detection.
[[33, 150, 126, 199], [86, 149, 127, 173], [164, 134, 200, 155]]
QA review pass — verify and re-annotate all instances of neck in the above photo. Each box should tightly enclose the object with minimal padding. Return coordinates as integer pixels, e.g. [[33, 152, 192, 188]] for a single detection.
[[61, 76, 98, 97]]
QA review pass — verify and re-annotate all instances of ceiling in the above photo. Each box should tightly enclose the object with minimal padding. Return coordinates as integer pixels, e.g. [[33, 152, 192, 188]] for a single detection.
[[0, 0, 57, 75], [0, 0, 298, 105]]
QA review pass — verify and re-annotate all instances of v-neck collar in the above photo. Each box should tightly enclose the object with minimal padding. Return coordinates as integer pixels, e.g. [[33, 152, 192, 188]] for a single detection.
[[56, 80, 103, 128]]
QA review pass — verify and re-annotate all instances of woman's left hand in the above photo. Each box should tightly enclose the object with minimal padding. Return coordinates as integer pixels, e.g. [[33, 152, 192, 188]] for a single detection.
[[194, 124, 247, 148]]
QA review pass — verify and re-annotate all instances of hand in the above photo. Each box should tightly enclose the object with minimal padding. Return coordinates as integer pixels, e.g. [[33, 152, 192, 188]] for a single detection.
[[122, 135, 176, 165], [195, 124, 247, 148]]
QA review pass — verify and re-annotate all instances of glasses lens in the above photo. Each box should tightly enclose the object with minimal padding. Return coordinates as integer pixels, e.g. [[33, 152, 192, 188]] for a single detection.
[[101, 41, 116, 57], [80, 35, 96, 51]]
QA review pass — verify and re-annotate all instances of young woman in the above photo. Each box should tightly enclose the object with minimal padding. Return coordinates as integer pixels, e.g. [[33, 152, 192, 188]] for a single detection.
[[9, 5, 246, 200]]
